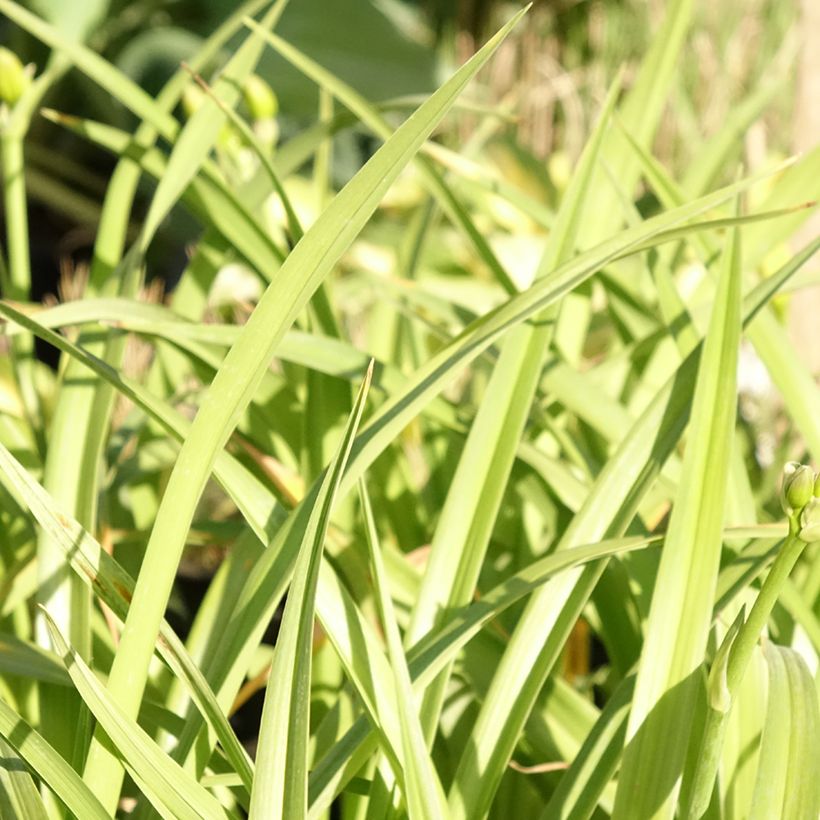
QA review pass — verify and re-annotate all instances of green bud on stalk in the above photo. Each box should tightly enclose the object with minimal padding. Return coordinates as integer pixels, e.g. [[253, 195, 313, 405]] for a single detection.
[[799, 497, 820, 543], [243, 75, 278, 121], [181, 83, 206, 119], [0, 47, 31, 106], [780, 462, 815, 516]]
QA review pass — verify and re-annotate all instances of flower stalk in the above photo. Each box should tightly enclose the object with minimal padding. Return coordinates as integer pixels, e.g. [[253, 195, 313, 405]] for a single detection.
[[685, 462, 817, 818]]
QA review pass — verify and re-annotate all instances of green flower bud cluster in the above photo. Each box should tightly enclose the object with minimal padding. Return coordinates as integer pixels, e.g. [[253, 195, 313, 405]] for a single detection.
[[243, 74, 279, 150], [800, 498, 820, 543], [0, 47, 32, 107], [181, 83, 206, 119], [242, 75, 278, 122], [780, 461, 820, 542]]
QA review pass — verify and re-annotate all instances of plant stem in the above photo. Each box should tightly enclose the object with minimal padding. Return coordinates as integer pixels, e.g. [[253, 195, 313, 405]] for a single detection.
[[1, 130, 42, 445], [685, 531, 809, 818], [1, 134, 30, 302], [1, 57, 68, 451], [725, 533, 807, 688]]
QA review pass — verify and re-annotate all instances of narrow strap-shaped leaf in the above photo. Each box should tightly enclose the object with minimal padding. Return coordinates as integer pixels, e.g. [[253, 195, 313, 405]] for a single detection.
[[250, 363, 372, 819], [778, 646, 820, 819], [303, 523, 778, 816], [306, 526, 787, 817], [85, 0, 272, 292], [749, 644, 820, 819], [0, 737, 49, 820], [682, 70, 785, 196], [587, 0, 694, 243], [399, 77, 621, 750], [32, 1, 279, 784], [540, 674, 635, 820], [345, 162, 790, 489], [1, 239, 812, 643], [42, 611, 232, 820], [0, 701, 109, 820], [748, 644, 790, 820], [613, 209, 743, 817], [358, 479, 448, 819], [0, 299, 286, 546], [0, 633, 70, 685], [0, 435, 257, 796]]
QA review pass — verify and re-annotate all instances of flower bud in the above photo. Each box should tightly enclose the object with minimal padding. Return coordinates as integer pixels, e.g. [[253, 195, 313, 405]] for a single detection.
[[780, 462, 814, 516], [798, 497, 820, 543], [0, 47, 30, 106], [243, 75, 278, 121], [182, 83, 206, 119]]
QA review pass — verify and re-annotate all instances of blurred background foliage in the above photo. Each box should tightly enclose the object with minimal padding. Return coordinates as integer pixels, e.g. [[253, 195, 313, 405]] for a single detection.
[[0, 0, 818, 814], [0, 0, 799, 310]]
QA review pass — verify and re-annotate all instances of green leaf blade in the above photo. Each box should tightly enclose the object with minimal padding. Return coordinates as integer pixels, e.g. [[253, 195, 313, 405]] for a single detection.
[[613, 216, 744, 817]]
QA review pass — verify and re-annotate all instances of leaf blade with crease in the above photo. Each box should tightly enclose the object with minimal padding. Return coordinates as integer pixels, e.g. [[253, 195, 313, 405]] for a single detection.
[[250, 363, 372, 820], [613, 208, 744, 817]]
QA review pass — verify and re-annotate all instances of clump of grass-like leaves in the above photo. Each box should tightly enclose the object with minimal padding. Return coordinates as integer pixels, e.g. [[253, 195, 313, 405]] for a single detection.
[[0, 0, 818, 818]]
